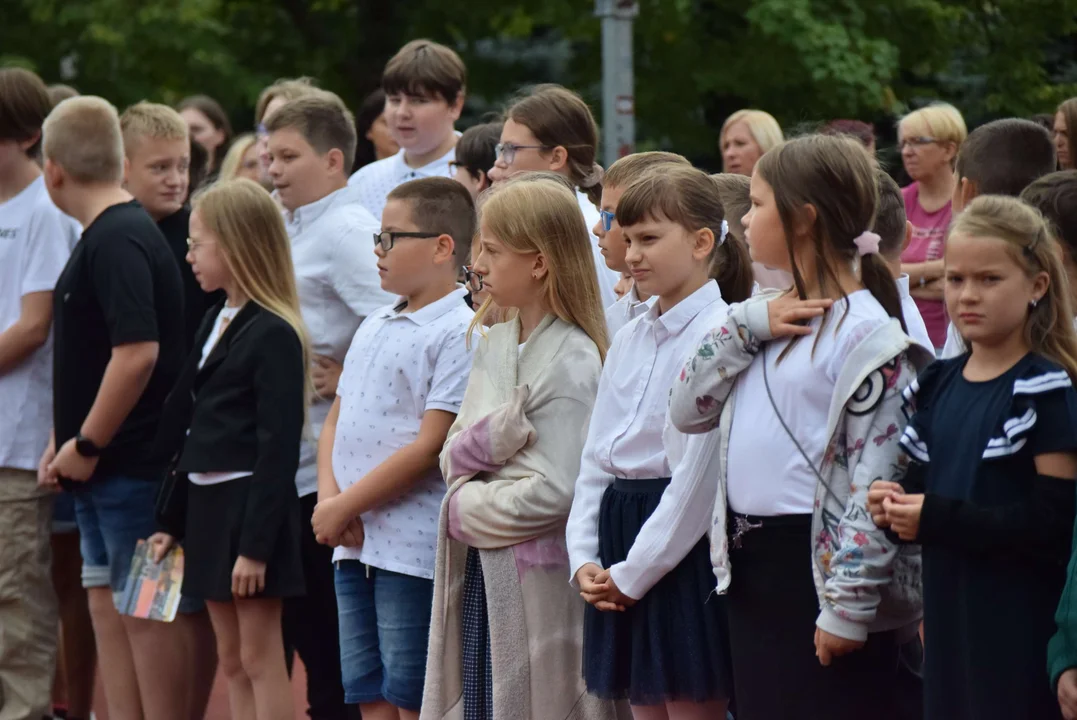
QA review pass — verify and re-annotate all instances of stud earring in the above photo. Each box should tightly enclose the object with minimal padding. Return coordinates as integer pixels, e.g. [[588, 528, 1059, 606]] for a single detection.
[[1030, 298, 1039, 308]]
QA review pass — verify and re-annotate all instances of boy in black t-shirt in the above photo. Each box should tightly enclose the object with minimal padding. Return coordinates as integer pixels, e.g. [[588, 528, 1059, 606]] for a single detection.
[[40, 95, 187, 720]]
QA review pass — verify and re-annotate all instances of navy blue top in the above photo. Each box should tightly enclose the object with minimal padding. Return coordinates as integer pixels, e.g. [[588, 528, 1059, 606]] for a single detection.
[[899, 352, 1077, 720]]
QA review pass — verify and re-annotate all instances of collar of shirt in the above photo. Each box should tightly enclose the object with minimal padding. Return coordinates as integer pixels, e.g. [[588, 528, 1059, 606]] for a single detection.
[[640, 281, 723, 340], [389, 142, 459, 185], [896, 273, 911, 299], [286, 184, 357, 234], [380, 285, 470, 326]]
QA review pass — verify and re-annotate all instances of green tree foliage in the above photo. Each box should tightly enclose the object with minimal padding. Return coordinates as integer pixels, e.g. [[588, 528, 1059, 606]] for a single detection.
[[3, 0, 1076, 165]]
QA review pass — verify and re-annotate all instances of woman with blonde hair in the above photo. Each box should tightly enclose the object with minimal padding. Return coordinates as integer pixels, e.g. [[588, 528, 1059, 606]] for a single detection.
[[897, 102, 968, 349], [719, 109, 783, 175], [150, 179, 310, 720], [422, 173, 617, 720], [218, 134, 267, 188]]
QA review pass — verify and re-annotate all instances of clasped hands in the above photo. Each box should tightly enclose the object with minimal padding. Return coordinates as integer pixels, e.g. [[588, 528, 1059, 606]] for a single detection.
[[867, 480, 924, 541], [311, 495, 365, 548], [574, 563, 636, 612]]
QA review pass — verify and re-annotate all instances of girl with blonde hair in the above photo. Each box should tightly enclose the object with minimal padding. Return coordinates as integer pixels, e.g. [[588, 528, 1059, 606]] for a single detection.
[[150, 178, 310, 720], [422, 173, 617, 720]]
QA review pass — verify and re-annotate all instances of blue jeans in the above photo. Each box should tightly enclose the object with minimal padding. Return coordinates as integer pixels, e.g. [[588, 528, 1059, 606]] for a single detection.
[[72, 475, 160, 607], [335, 561, 433, 710]]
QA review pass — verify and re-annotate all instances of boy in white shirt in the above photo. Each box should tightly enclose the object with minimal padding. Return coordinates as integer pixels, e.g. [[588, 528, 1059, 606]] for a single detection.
[[266, 90, 395, 720], [596, 152, 689, 338], [874, 169, 935, 354], [348, 39, 466, 222], [0, 66, 79, 720], [313, 177, 476, 720]]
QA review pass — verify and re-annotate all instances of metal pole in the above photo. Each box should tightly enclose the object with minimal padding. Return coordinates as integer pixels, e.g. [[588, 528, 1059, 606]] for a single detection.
[[595, 0, 638, 168]]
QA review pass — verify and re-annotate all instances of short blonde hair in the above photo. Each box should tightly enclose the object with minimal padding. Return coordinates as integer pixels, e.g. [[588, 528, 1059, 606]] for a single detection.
[[721, 110, 784, 155], [898, 102, 968, 146], [43, 96, 124, 184], [255, 77, 318, 125], [219, 133, 258, 182], [120, 102, 188, 158]]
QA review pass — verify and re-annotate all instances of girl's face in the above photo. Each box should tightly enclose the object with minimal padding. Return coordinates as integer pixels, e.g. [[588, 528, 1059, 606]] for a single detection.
[[1055, 112, 1071, 169], [181, 108, 225, 157], [594, 185, 628, 272], [944, 232, 1048, 348], [471, 225, 545, 310], [898, 121, 956, 183], [622, 215, 712, 302], [722, 121, 764, 176], [367, 111, 400, 161], [743, 172, 790, 271], [236, 143, 263, 183], [186, 210, 232, 294], [488, 119, 558, 184]]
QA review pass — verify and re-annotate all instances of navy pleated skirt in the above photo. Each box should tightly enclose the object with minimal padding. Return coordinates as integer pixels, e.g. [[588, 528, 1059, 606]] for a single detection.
[[582, 478, 732, 706]]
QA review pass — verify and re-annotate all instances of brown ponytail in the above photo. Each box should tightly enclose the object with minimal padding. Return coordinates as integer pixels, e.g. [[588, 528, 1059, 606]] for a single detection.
[[616, 165, 754, 303], [506, 84, 603, 207]]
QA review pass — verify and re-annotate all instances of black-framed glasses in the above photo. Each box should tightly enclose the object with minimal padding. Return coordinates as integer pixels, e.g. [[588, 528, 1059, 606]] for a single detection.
[[373, 231, 441, 252], [898, 136, 940, 149], [495, 142, 552, 165], [600, 209, 616, 232], [463, 266, 484, 293]]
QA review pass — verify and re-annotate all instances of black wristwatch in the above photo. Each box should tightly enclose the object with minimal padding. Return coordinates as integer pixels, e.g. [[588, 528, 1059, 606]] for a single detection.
[[74, 434, 103, 458]]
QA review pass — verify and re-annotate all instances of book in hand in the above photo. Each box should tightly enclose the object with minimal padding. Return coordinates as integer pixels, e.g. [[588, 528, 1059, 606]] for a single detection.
[[117, 539, 184, 622]]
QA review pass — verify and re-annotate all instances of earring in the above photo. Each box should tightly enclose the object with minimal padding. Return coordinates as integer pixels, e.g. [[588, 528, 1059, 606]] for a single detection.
[[1030, 298, 1039, 308]]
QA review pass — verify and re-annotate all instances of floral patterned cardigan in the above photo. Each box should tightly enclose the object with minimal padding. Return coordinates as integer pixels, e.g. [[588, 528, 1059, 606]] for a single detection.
[[669, 292, 934, 643]]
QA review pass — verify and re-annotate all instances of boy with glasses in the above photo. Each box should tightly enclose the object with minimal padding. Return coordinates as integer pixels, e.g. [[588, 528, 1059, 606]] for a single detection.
[[314, 177, 476, 720]]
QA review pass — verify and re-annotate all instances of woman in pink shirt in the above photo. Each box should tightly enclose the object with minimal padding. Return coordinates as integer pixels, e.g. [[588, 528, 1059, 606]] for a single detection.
[[898, 103, 967, 348]]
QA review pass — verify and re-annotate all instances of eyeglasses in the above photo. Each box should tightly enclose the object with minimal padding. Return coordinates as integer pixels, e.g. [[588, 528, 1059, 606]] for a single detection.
[[495, 142, 552, 165], [373, 231, 442, 252], [898, 136, 941, 149], [186, 237, 215, 252], [463, 266, 484, 293], [255, 123, 268, 138], [599, 209, 616, 233]]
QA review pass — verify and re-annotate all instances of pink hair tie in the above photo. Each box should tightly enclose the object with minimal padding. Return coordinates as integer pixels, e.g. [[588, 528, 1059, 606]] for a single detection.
[[853, 231, 881, 257]]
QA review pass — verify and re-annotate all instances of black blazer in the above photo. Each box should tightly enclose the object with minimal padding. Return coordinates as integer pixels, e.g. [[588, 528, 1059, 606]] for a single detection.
[[156, 300, 305, 561]]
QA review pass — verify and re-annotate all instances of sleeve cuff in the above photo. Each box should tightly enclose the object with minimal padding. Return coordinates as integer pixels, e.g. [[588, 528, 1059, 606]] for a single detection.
[[816, 606, 869, 642], [425, 400, 463, 414], [608, 561, 646, 601], [741, 297, 775, 342]]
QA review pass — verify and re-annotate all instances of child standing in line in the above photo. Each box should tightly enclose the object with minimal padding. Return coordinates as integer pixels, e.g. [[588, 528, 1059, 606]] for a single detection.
[[670, 135, 931, 720], [151, 179, 310, 720], [312, 177, 477, 720], [489, 84, 623, 308], [567, 165, 753, 719], [595, 151, 690, 338], [348, 40, 466, 222], [712, 171, 791, 291], [422, 174, 617, 720], [451, 121, 502, 201], [871, 195, 1077, 720]]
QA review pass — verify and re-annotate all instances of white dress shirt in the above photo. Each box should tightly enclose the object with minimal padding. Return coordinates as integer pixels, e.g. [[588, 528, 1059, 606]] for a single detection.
[[287, 183, 396, 497], [347, 142, 458, 223], [896, 274, 935, 355], [566, 280, 728, 600], [604, 284, 656, 341]]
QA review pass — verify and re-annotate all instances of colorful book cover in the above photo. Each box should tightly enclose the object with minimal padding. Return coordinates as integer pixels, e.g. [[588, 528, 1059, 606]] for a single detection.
[[117, 539, 184, 622]]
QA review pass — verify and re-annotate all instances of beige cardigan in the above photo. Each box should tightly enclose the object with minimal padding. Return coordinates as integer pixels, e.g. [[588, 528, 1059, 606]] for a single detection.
[[421, 315, 622, 720]]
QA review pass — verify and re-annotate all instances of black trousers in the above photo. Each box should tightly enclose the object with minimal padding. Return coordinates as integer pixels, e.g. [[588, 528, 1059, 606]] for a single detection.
[[726, 513, 923, 720], [283, 492, 349, 720]]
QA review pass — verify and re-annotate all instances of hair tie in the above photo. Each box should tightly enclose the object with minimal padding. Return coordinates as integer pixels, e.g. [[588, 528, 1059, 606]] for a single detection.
[[853, 230, 881, 257], [718, 219, 729, 247], [580, 163, 604, 189]]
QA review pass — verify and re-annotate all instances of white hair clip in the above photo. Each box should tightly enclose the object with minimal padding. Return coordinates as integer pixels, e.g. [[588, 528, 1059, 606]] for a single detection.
[[718, 219, 729, 247]]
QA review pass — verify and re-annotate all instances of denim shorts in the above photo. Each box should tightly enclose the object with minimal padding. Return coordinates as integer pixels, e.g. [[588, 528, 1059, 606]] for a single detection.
[[335, 561, 434, 710], [72, 475, 161, 606]]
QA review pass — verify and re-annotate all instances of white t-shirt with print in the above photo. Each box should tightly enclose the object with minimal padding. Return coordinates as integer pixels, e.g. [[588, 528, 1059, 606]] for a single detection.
[[331, 286, 475, 578], [347, 143, 458, 223], [0, 176, 80, 471]]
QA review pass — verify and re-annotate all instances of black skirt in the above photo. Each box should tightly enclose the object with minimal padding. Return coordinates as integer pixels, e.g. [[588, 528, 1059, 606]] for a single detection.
[[181, 476, 305, 603], [726, 512, 923, 720], [583, 478, 732, 706]]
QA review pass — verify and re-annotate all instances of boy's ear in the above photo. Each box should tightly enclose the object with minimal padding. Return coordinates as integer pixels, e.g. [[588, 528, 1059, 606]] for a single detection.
[[902, 220, 913, 253], [326, 147, 347, 176], [477, 170, 491, 194], [956, 177, 978, 213], [435, 233, 455, 264], [449, 89, 465, 122]]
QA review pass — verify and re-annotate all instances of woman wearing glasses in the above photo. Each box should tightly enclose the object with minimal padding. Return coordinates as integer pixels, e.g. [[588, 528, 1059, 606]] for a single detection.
[[488, 85, 623, 309], [898, 102, 968, 350]]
